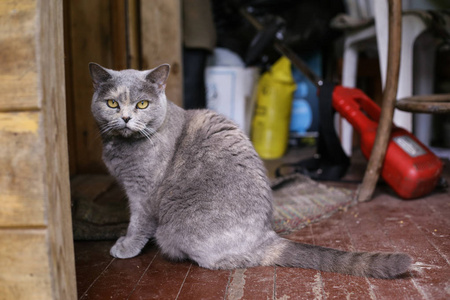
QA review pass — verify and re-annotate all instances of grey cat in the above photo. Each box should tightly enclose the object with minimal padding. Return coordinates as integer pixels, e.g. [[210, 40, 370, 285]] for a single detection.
[[89, 62, 412, 279]]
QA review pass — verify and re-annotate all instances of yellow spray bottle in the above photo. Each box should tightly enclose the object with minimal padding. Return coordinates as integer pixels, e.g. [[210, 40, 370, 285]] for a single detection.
[[251, 56, 296, 159]]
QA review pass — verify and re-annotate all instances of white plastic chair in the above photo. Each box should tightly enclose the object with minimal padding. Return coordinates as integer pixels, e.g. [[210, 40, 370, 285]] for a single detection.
[[339, 0, 439, 156]]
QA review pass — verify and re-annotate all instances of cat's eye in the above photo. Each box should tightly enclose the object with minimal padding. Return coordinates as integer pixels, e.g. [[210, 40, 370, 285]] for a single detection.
[[107, 99, 119, 108], [136, 100, 150, 109]]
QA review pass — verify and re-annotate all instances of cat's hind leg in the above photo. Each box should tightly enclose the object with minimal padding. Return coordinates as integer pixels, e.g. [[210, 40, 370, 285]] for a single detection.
[[155, 225, 277, 270]]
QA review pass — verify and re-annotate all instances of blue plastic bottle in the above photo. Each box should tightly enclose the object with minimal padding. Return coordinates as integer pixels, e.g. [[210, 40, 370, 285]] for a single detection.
[[289, 52, 322, 137]]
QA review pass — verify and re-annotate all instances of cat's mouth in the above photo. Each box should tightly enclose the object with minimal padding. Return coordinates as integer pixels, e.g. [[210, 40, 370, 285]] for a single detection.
[[100, 121, 142, 139]]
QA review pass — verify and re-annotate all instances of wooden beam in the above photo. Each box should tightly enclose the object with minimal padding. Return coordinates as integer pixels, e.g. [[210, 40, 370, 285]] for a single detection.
[[140, 0, 183, 107], [0, 112, 46, 226], [0, 0, 77, 298], [39, 0, 77, 297], [127, 0, 141, 69], [111, 0, 128, 70], [63, 0, 77, 176], [65, 0, 112, 174], [0, 230, 52, 300], [0, 0, 39, 111]]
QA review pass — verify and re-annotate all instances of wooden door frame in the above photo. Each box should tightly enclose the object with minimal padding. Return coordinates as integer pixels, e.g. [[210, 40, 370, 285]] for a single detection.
[[0, 1, 77, 299]]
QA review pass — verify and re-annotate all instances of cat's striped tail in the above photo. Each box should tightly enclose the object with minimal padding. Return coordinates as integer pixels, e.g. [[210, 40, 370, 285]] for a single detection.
[[265, 238, 412, 279]]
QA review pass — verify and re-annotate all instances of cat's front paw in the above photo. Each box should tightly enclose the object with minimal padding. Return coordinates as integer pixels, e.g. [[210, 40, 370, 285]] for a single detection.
[[110, 236, 143, 259]]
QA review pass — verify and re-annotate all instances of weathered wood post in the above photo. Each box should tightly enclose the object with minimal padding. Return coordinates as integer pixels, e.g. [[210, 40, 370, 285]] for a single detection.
[[0, 1, 77, 299]]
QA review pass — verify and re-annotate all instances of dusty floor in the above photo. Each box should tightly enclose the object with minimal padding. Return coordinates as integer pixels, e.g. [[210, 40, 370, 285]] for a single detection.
[[74, 148, 450, 299]]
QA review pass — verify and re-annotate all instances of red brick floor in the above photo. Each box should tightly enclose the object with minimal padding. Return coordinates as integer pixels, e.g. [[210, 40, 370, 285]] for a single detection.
[[74, 149, 450, 299]]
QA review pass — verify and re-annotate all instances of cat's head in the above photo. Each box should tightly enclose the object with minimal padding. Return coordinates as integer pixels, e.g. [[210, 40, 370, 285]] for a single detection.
[[89, 63, 170, 139]]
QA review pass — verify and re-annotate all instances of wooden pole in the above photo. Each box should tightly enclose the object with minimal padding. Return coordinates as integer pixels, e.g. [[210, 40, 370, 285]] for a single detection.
[[357, 0, 402, 202], [140, 0, 183, 107]]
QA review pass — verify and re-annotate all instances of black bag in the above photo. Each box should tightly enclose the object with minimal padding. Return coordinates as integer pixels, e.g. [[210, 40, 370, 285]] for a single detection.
[[276, 82, 350, 181]]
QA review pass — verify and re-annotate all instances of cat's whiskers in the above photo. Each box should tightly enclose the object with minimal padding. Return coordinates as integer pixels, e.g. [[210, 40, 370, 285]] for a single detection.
[[139, 128, 152, 142], [96, 120, 121, 139], [136, 123, 169, 160], [143, 126, 165, 144], [145, 129, 166, 148], [134, 121, 156, 145], [134, 121, 157, 141], [140, 130, 159, 151]]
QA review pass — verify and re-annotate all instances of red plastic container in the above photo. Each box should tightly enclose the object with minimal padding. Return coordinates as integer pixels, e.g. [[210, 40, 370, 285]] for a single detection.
[[332, 86, 443, 199]]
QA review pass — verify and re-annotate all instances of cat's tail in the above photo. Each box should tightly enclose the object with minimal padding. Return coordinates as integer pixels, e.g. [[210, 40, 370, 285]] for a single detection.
[[263, 238, 412, 279]]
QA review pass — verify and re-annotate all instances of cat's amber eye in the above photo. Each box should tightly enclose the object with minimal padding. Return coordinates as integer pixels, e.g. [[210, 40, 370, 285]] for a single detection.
[[136, 100, 150, 109], [107, 99, 119, 108]]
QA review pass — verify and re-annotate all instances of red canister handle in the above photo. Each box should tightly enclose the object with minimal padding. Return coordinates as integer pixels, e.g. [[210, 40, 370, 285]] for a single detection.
[[332, 86, 383, 133]]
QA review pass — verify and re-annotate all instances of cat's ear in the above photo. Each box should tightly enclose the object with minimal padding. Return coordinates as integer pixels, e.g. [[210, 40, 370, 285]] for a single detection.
[[145, 64, 170, 90], [89, 62, 112, 88]]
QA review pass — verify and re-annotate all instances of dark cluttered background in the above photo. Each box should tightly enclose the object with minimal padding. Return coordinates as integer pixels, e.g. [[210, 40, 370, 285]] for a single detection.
[[63, 0, 450, 177]]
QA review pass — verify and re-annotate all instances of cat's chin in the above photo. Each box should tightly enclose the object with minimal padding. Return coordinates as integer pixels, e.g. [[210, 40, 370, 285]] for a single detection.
[[119, 128, 136, 138], [103, 128, 141, 139], [104, 126, 135, 138]]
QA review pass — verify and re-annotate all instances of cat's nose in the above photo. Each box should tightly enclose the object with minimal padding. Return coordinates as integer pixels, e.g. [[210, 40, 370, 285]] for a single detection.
[[122, 116, 131, 123]]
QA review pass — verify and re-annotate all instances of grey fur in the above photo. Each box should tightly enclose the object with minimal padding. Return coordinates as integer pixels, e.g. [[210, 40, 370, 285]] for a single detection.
[[89, 62, 412, 278]]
